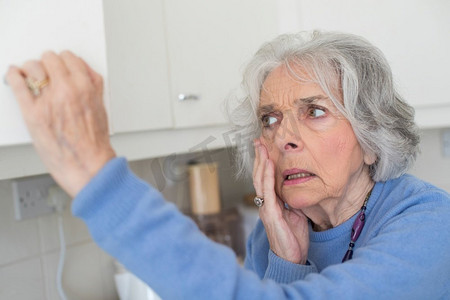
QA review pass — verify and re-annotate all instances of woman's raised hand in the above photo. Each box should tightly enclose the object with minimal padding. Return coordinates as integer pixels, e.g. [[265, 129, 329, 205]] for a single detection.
[[6, 51, 116, 197], [253, 138, 309, 264]]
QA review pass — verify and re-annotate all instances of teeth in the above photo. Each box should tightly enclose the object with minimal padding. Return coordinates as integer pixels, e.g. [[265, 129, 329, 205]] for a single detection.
[[287, 173, 313, 180]]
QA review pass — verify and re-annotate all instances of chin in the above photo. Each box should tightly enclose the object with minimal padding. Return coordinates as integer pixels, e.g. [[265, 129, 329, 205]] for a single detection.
[[279, 188, 318, 210]]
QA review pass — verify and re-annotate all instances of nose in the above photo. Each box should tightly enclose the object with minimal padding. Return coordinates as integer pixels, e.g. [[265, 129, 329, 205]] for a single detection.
[[284, 142, 298, 150], [275, 114, 303, 152]]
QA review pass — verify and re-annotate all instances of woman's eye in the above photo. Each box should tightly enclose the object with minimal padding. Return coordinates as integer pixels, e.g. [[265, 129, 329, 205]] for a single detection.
[[261, 115, 278, 127], [307, 107, 326, 118]]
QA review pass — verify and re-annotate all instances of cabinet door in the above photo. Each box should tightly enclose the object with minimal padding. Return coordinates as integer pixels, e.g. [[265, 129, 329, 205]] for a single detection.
[[103, 0, 173, 134], [296, 0, 450, 123], [0, 0, 109, 146], [164, 0, 279, 128]]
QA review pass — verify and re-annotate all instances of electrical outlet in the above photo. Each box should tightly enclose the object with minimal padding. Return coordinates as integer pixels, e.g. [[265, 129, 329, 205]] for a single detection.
[[12, 175, 56, 220]]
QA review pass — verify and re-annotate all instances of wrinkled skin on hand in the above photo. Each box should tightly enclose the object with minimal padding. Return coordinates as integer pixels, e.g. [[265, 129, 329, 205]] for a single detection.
[[6, 51, 116, 197], [253, 138, 309, 264]]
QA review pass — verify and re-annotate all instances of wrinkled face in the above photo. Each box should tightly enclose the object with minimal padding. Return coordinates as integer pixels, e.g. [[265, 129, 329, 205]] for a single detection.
[[258, 65, 372, 209]]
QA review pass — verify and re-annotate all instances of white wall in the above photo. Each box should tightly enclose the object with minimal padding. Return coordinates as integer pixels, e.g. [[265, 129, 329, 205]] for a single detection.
[[1, 128, 449, 299], [410, 129, 450, 192], [278, 0, 450, 128], [284, 0, 450, 109], [0, 148, 253, 300]]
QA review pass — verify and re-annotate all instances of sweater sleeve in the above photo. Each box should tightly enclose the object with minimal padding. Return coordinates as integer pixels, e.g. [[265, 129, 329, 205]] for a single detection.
[[72, 158, 283, 299], [244, 220, 318, 283], [264, 250, 318, 283], [72, 158, 450, 300]]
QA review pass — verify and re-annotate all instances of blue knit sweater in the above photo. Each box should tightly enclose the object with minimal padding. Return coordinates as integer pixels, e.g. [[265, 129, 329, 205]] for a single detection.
[[72, 158, 450, 299]]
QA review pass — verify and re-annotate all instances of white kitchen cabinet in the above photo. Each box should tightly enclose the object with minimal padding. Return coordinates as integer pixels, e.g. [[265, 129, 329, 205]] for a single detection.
[[0, 0, 281, 179], [106, 0, 280, 132], [293, 0, 450, 128], [0, 0, 173, 140], [103, 0, 173, 134], [164, 0, 279, 128], [0, 0, 110, 146], [106, 0, 279, 132]]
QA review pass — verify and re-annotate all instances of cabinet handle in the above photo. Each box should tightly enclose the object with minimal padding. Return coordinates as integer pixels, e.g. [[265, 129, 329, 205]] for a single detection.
[[178, 94, 200, 101]]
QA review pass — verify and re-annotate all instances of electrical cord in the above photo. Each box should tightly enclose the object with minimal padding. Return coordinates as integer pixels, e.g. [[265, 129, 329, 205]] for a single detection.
[[57, 213, 68, 300], [48, 185, 70, 300]]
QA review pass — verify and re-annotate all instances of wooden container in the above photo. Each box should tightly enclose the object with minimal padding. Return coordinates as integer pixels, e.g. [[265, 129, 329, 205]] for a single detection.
[[188, 162, 221, 215]]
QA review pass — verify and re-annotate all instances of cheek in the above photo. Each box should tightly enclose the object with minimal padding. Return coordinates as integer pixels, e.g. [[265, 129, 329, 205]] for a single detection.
[[333, 136, 351, 155], [320, 134, 363, 170], [337, 132, 362, 156]]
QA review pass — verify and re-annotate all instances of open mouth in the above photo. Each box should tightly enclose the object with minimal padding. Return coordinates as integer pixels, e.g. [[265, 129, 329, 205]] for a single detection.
[[282, 169, 316, 185], [285, 172, 315, 180]]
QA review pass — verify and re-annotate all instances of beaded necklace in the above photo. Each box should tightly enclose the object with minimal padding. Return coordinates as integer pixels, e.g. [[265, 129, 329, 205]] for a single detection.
[[342, 187, 373, 262]]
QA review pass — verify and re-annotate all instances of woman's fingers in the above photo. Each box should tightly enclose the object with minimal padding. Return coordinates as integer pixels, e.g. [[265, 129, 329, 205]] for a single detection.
[[260, 158, 283, 216], [259, 158, 304, 263], [80, 57, 104, 98], [60, 51, 88, 76], [252, 139, 260, 179], [253, 140, 264, 197], [254, 143, 283, 215], [251, 139, 309, 264], [253, 139, 267, 197], [41, 51, 69, 82], [253, 141, 280, 212], [5, 66, 34, 110], [261, 159, 276, 207], [6, 51, 115, 197], [21, 60, 48, 82]]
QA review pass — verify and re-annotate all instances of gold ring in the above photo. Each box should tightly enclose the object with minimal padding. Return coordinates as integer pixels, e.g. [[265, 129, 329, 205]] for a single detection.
[[25, 77, 49, 96]]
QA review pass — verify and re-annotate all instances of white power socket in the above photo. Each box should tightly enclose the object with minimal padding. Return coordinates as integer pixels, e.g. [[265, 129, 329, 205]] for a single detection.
[[12, 175, 56, 220]]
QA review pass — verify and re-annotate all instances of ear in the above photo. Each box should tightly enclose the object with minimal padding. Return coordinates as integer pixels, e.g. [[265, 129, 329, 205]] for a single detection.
[[363, 151, 377, 166]]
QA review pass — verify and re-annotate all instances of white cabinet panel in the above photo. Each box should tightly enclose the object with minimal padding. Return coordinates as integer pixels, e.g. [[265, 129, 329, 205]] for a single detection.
[[296, 0, 450, 127], [164, 0, 279, 128], [104, 0, 173, 133], [0, 0, 174, 145], [0, 0, 109, 146]]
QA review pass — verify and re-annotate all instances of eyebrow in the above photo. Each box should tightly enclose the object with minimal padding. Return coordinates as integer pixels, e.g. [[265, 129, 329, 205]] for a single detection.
[[294, 95, 328, 105], [257, 95, 328, 115], [257, 104, 274, 116]]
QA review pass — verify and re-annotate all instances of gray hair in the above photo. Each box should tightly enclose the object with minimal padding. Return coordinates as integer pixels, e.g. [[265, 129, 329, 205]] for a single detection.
[[227, 31, 420, 182]]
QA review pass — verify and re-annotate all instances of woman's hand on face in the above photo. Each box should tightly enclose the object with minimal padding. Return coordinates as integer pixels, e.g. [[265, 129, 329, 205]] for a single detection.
[[6, 51, 116, 197], [253, 139, 309, 264]]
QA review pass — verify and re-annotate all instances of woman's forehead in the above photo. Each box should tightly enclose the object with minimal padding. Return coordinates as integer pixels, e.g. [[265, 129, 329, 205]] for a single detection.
[[262, 64, 311, 89], [259, 64, 342, 108], [260, 67, 325, 103]]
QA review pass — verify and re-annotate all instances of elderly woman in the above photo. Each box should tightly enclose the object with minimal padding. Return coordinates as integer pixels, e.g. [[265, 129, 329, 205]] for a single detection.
[[6, 31, 450, 299]]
